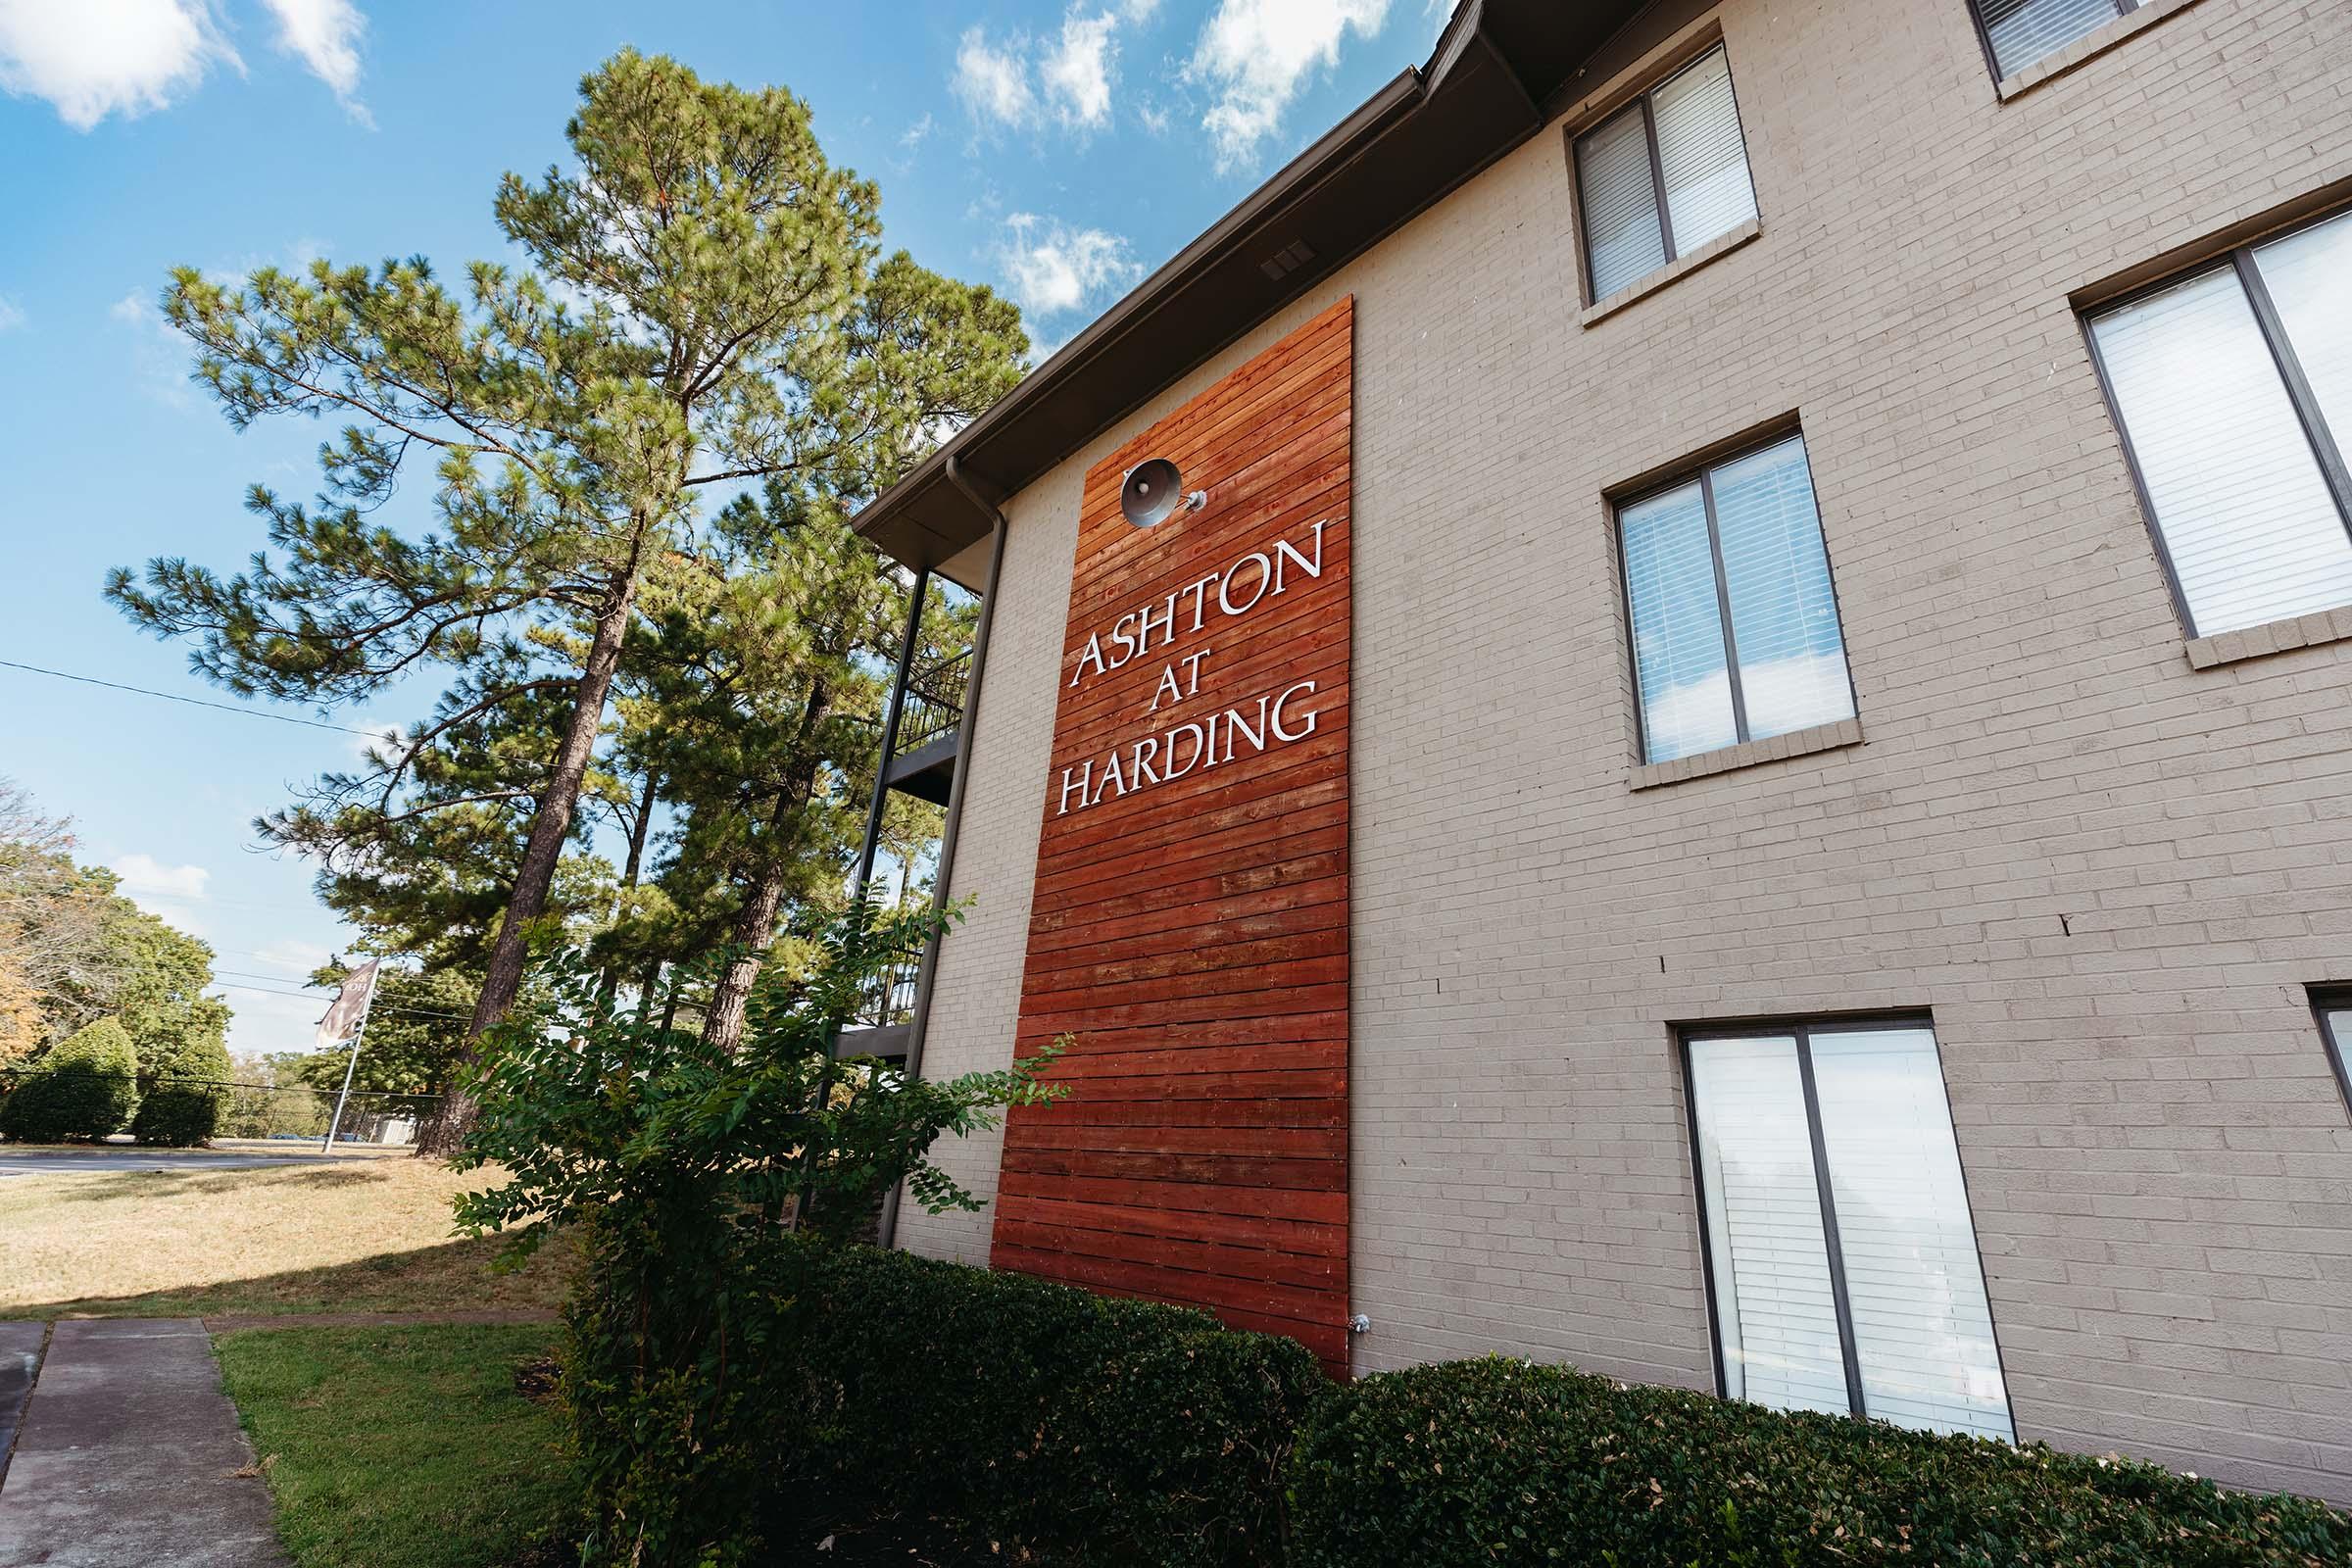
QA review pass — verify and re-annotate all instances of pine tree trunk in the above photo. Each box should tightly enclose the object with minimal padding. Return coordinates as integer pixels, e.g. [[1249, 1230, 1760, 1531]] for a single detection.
[[697, 681, 832, 1055], [698, 866, 788, 1055], [416, 565, 641, 1155]]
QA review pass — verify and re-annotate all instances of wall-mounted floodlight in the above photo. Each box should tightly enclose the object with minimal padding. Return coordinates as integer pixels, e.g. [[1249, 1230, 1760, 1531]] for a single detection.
[[1120, 457, 1206, 529]]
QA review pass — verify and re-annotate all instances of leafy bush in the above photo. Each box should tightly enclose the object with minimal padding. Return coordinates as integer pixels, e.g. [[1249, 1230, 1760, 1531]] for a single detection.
[[456, 895, 1067, 1568], [759, 1240, 1325, 1566], [0, 1017, 140, 1142], [1286, 1355, 2352, 1568], [132, 1028, 231, 1145]]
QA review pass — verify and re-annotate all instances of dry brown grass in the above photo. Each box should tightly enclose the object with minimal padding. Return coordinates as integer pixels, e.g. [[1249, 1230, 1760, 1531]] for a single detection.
[[0, 1158, 572, 1319]]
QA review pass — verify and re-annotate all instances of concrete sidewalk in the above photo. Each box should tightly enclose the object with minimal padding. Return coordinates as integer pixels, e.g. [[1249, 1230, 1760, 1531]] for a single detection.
[[0, 1320, 286, 1567]]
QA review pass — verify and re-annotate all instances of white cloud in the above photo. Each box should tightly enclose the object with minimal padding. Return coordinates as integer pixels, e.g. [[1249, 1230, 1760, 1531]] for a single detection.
[[898, 111, 933, 153], [111, 288, 191, 406], [0, 294, 23, 333], [953, 25, 1035, 127], [1042, 10, 1117, 129], [111, 853, 214, 920], [0, 0, 241, 129], [345, 714, 403, 764], [255, 0, 368, 123], [249, 936, 332, 976], [956, 8, 1142, 137], [1186, 0, 1391, 173], [998, 214, 1144, 319]]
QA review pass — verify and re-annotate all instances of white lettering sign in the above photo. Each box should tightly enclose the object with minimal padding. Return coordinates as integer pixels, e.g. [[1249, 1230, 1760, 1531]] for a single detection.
[[1054, 518, 1331, 817]]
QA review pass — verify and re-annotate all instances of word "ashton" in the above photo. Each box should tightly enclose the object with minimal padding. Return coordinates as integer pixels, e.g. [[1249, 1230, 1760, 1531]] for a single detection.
[[1067, 520, 1328, 690]]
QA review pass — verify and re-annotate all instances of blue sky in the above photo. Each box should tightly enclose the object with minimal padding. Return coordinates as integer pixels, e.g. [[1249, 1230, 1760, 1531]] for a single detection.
[[0, 0, 1441, 1059]]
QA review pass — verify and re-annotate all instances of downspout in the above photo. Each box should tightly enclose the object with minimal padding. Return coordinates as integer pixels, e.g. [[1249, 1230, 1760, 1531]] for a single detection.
[[880, 452, 1009, 1248]]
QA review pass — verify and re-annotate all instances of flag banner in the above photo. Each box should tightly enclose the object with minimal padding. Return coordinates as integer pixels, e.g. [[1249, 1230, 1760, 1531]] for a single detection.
[[314, 959, 380, 1049]]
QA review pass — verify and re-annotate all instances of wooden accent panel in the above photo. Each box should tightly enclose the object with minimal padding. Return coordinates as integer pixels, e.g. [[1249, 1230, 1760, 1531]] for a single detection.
[[991, 299, 1353, 1374]]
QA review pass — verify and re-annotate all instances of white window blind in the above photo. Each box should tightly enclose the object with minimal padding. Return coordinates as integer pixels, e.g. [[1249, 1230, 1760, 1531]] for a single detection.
[[1810, 1028, 2013, 1441], [1687, 1022, 2015, 1443], [1622, 482, 1737, 762], [1620, 434, 1854, 765], [2253, 214, 2352, 460], [1649, 48, 1757, 259], [1689, 1037, 1849, 1416], [1574, 44, 1754, 302], [1711, 438, 1857, 744], [1576, 109, 1666, 302], [1975, 0, 2126, 80], [2322, 1004, 2352, 1109], [2088, 211, 2352, 640]]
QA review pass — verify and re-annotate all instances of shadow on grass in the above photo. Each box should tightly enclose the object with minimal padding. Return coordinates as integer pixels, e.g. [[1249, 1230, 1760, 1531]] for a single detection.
[[30, 1164, 386, 1205], [9, 1234, 574, 1321]]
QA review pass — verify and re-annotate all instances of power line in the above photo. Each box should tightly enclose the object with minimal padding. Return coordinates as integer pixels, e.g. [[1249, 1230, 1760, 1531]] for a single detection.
[[0, 659, 388, 737], [205, 978, 468, 1021]]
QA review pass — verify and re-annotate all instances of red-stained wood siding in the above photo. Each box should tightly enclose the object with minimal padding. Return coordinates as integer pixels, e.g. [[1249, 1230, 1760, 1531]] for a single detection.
[[991, 298, 1353, 1373]]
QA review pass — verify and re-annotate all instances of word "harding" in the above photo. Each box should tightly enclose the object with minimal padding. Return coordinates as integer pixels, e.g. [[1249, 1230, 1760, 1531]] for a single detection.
[[1055, 678, 1320, 815]]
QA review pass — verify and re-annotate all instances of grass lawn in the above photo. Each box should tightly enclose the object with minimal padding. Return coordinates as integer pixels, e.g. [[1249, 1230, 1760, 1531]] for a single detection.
[[217, 1323, 578, 1568], [0, 1158, 570, 1318]]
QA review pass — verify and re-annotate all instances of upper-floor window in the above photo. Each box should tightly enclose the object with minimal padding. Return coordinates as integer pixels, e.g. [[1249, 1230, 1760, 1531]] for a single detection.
[[1684, 1017, 2014, 1442], [2085, 208, 2352, 641], [1973, 0, 2139, 79], [1618, 432, 1856, 766], [1573, 44, 1757, 303]]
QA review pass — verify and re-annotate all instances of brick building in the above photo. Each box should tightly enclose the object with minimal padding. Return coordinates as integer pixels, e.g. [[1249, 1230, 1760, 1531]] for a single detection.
[[843, 0, 2352, 1504]]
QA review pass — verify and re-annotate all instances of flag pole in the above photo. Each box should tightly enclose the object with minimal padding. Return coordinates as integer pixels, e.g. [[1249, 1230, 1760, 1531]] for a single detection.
[[319, 963, 382, 1154]]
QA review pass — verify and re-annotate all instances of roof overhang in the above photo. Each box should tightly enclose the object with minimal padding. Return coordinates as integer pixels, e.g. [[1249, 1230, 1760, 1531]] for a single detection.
[[857, 0, 1650, 587]]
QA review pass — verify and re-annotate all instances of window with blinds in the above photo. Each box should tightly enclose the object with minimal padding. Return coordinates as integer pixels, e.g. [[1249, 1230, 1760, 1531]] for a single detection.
[[1618, 432, 1855, 766], [1972, 0, 2134, 80], [1572, 44, 1757, 303], [2317, 992, 2352, 1118], [2086, 208, 2352, 641], [1686, 1020, 2014, 1443]]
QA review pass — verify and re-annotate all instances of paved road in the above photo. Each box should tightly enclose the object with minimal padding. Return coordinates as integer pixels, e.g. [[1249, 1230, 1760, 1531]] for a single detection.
[[0, 1148, 337, 1178], [0, 1320, 288, 1567]]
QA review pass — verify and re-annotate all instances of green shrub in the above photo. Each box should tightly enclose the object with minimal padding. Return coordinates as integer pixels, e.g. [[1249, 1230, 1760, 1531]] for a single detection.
[[757, 1240, 1325, 1567], [132, 1028, 230, 1146], [457, 896, 1071, 1568], [0, 1017, 140, 1143], [1286, 1355, 2352, 1568]]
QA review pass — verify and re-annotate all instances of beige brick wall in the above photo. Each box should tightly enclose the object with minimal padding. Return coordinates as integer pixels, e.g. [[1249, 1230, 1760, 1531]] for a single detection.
[[905, 0, 2352, 1502]]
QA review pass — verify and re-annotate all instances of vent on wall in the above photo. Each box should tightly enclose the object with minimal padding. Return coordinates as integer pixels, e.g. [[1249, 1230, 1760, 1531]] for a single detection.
[[1258, 240, 1317, 281]]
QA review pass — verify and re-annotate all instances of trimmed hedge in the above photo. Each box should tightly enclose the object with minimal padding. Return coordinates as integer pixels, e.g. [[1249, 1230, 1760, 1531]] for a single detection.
[[1, 1018, 140, 1143], [756, 1241, 1324, 1566], [132, 1031, 231, 1146], [1286, 1355, 2352, 1567]]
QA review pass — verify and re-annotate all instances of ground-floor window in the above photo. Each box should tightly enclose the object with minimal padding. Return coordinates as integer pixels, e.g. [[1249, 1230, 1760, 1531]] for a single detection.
[[1682, 1017, 2014, 1442]]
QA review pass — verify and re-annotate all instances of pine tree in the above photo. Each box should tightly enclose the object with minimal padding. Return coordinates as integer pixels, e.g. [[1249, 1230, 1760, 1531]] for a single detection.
[[110, 51, 1026, 1150]]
